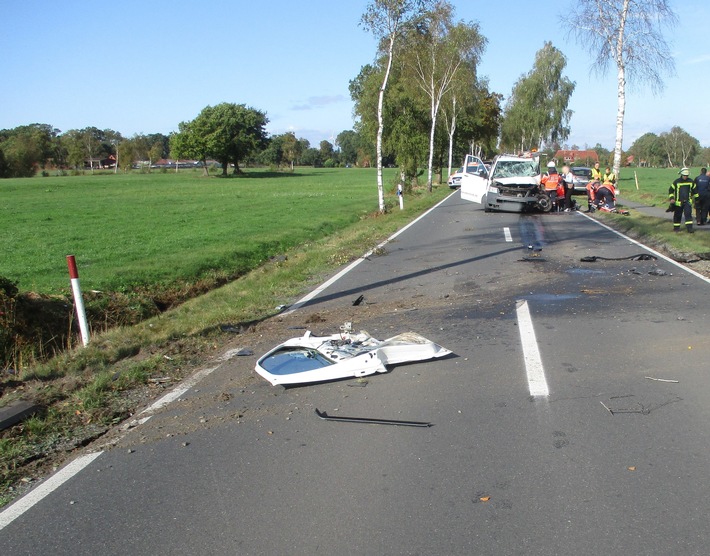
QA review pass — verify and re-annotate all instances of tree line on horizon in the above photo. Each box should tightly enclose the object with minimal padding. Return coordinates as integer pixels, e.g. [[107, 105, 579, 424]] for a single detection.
[[2, 1, 707, 182]]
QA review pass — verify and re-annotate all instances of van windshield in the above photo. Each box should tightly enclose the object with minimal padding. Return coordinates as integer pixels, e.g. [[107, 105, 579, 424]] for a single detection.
[[492, 160, 539, 179]]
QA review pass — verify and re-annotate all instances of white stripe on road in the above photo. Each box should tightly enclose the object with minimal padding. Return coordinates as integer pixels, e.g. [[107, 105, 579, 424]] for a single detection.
[[0, 451, 103, 531], [0, 362, 225, 530], [516, 300, 549, 397], [503, 227, 512, 242]]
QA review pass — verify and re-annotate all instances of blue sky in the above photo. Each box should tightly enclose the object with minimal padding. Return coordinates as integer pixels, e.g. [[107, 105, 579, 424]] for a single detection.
[[2, 0, 708, 151]]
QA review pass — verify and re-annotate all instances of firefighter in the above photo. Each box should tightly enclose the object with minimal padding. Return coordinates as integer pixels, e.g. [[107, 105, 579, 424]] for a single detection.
[[694, 167, 710, 225], [541, 161, 563, 210], [668, 168, 698, 233]]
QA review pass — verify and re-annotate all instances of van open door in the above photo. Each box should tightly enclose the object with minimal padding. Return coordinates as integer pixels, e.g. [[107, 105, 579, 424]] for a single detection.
[[459, 154, 488, 204]]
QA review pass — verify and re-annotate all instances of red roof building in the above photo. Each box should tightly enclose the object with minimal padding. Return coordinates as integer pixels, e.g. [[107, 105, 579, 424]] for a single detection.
[[554, 150, 599, 165]]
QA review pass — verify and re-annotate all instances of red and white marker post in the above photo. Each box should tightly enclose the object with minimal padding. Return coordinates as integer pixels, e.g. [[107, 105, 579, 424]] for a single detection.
[[66, 255, 90, 347]]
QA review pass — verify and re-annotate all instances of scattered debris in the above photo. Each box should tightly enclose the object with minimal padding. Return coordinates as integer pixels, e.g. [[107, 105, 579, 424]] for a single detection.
[[648, 268, 670, 276], [600, 401, 614, 415], [255, 326, 451, 386], [219, 347, 254, 361], [581, 254, 657, 262], [352, 294, 365, 306], [315, 408, 432, 427], [147, 377, 172, 384], [645, 376, 679, 383], [0, 401, 40, 432]]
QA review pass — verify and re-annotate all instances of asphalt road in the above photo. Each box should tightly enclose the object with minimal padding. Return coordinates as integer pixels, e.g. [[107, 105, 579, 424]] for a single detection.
[[2, 191, 710, 555]]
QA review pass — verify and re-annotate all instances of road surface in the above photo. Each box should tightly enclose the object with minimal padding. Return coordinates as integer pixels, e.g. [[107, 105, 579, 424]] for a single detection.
[[2, 192, 710, 555]]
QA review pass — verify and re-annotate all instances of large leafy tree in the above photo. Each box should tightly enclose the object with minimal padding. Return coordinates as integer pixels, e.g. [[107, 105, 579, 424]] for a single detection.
[[404, 1, 485, 191], [60, 127, 116, 172], [172, 103, 268, 176], [0, 124, 62, 177], [500, 42, 575, 153], [659, 126, 699, 168], [565, 0, 676, 182], [628, 133, 663, 167], [335, 130, 361, 166]]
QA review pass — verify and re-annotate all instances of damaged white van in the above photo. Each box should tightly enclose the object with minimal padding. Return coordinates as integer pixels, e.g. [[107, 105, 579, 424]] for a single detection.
[[460, 152, 549, 213]]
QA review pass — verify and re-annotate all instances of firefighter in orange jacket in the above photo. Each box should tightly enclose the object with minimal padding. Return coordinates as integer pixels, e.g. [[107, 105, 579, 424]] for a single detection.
[[668, 167, 698, 233], [541, 161, 562, 209], [587, 179, 616, 211]]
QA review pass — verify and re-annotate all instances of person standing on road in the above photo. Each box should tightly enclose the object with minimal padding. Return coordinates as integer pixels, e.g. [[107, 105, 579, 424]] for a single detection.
[[561, 165, 575, 211], [694, 167, 710, 225], [668, 167, 698, 233], [541, 161, 562, 210]]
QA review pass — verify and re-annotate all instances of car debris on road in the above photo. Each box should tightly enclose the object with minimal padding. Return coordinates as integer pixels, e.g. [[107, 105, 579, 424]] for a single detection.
[[255, 325, 451, 386]]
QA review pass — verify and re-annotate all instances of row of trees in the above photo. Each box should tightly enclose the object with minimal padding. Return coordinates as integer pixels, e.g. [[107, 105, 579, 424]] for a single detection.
[[0, 116, 358, 178], [0, 124, 170, 178], [628, 127, 710, 168]]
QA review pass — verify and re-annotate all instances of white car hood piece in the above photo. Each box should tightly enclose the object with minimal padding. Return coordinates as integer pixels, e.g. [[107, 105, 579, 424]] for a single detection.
[[255, 331, 452, 386]]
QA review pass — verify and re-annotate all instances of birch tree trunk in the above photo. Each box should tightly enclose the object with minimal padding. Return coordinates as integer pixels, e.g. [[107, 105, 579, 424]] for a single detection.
[[376, 33, 396, 213], [446, 96, 457, 179], [612, 0, 630, 191]]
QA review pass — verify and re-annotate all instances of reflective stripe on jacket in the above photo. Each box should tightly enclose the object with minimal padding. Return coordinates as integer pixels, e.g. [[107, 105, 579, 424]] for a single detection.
[[668, 177, 698, 205]]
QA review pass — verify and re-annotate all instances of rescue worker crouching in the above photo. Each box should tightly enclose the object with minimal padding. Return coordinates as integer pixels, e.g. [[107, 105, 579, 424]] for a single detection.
[[586, 178, 616, 212], [668, 167, 698, 233]]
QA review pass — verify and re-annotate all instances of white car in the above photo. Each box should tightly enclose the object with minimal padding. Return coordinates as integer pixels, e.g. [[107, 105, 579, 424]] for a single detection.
[[447, 167, 464, 188], [460, 153, 548, 212]]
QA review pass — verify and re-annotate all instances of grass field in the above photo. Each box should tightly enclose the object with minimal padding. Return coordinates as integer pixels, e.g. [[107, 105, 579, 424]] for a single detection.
[[616, 166, 702, 203], [0, 168, 409, 294]]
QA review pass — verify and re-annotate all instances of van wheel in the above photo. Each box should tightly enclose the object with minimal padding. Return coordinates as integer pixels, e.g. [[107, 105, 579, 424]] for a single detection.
[[537, 194, 552, 213]]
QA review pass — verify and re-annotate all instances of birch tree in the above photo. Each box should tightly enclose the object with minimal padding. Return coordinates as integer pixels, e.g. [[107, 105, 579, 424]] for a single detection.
[[564, 0, 676, 184], [407, 2, 485, 191], [500, 42, 574, 153], [361, 0, 432, 212], [441, 65, 476, 178]]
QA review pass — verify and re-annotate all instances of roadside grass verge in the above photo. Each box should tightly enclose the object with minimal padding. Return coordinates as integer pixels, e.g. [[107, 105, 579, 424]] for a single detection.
[[0, 179, 451, 507], [0, 167, 411, 367]]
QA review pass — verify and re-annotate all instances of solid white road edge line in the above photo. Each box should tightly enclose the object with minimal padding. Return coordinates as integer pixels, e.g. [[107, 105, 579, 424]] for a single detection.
[[282, 189, 459, 316], [0, 451, 103, 531], [516, 300, 549, 397], [504, 227, 513, 242], [0, 363, 224, 531]]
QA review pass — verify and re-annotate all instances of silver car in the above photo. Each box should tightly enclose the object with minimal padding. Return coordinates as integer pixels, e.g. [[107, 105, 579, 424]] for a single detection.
[[569, 167, 592, 194]]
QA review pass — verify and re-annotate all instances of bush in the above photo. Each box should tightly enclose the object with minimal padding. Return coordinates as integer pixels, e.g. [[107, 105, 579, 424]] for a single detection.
[[0, 277, 19, 370]]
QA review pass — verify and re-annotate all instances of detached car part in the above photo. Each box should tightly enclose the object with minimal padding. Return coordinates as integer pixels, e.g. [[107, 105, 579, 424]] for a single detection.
[[255, 329, 451, 386]]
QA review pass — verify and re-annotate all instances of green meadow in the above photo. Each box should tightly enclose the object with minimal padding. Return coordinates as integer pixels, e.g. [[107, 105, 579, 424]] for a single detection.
[[1, 168, 405, 294]]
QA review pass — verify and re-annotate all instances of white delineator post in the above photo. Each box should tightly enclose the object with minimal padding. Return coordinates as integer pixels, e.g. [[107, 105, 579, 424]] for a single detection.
[[398, 183, 404, 210], [66, 255, 90, 347]]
